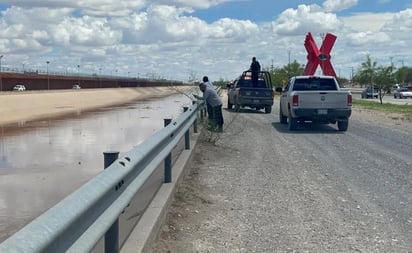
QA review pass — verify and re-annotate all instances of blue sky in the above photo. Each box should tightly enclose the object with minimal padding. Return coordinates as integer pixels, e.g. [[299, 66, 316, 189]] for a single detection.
[[193, 0, 412, 22], [0, 0, 411, 82]]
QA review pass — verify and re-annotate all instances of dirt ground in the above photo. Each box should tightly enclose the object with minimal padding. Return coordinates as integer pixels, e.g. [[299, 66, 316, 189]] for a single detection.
[[150, 101, 412, 253]]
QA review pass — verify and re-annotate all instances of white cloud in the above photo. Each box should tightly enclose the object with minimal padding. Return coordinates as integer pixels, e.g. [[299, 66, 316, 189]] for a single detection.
[[272, 4, 343, 35], [151, 0, 236, 9], [208, 18, 258, 41], [335, 9, 412, 67], [0, 1, 410, 81], [346, 31, 391, 46], [53, 17, 122, 47], [2, 0, 146, 17], [113, 5, 206, 45], [116, 4, 258, 46], [340, 12, 394, 32], [382, 8, 412, 32], [323, 0, 358, 12]]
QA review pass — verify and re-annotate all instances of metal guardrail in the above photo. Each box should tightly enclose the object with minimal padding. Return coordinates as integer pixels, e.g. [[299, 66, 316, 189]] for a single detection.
[[0, 100, 205, 253]]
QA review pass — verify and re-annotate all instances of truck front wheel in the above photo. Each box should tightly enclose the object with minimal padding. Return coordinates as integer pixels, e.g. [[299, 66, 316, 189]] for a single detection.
[[227, 100, 233, 109], [288, 111, 298, 130], [279, 107, 287, 124], [265, 106, 272, 114], [337, 120, 349, 131]]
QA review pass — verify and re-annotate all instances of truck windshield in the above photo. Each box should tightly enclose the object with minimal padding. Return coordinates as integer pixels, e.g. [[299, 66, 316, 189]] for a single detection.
[[293, 78, 338, 91]]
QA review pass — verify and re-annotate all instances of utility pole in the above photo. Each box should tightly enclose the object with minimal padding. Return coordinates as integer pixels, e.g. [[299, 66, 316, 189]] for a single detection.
[[351, 66, 354, 83], [46, 61, 50, 90], [77, 64, 80, 86], [288, 50, 291, 78]]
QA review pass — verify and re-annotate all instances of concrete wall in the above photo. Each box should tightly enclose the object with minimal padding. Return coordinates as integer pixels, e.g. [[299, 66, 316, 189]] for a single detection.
[[0, 73, 184, 91]]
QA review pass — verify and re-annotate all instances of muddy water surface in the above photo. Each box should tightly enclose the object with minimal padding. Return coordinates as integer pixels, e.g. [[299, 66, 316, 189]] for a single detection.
[[0, 93, 195, 242]]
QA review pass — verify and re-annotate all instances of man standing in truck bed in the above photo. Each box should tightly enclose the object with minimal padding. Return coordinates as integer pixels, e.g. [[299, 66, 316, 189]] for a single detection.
[[250, 57, 261, 88]]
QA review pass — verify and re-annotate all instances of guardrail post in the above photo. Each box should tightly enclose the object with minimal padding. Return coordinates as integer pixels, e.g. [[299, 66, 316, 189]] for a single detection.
[[103, 151, 120, 253], [183, 107, 190, 150], [164, 119, 172, 183], [192, 101, 198, 133]]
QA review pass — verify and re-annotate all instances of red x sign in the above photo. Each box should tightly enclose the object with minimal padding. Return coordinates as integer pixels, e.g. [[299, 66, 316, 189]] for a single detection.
[[303, 32, 337, 77]]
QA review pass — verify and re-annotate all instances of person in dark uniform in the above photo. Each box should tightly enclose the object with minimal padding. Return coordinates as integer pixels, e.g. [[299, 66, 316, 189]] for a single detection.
[[250, 57, 261, 88]]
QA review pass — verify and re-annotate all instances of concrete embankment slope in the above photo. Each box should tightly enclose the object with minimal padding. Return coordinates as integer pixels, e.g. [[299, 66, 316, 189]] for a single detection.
[[0, 86, 192, 126]]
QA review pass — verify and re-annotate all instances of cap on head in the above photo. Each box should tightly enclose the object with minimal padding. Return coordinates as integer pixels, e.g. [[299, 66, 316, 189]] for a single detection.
[[202, 76, 209, 82], [252, 57, 256, 61]]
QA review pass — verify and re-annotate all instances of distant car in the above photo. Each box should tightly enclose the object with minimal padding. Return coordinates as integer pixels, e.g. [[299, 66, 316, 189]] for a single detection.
[[72, 85, 81, 89], [13, 84, 26, 91], [361, 87, 378, 99], [393, 88, 412, 99]]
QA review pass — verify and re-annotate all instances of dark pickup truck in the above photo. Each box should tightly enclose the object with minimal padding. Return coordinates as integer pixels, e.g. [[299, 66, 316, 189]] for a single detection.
[[227, 70, 274, 113]]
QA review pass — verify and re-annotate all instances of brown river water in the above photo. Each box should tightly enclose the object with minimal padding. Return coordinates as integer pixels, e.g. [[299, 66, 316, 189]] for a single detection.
[[0, 92, 195, 244]]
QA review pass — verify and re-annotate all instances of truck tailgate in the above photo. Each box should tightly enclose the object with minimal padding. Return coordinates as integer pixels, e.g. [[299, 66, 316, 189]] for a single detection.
[[296, 91, 350, 109]]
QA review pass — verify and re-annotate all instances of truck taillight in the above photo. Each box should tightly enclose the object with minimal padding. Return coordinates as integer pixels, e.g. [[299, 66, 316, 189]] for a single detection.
[[292, 95, 299, 106], [347, 94, 352, 106]]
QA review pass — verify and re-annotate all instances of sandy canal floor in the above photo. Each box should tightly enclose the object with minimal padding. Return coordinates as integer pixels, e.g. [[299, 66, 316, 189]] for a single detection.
[[0, 86, 193, 126]]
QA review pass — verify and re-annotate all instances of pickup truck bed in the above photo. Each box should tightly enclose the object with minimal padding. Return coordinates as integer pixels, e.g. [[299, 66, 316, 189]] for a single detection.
[[227, 71, 274, 113]]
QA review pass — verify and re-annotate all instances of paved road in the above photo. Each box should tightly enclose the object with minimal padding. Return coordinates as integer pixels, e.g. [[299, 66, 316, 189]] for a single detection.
[[350, 88, 412, 105], [152, 99, 412, 252]]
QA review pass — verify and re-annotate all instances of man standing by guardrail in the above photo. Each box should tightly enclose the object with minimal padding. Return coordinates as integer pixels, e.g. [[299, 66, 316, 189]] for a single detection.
[[202, 76, 214, 124], [199, 80, 224, 132]]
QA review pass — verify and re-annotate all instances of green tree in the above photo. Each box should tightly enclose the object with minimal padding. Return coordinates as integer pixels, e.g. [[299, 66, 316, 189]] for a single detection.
[[213, 78, 230, 88], [356, 55, 378, 88], [269, 67, 289, 87], [285, 60, 305, 78], [374, 65, 396, 103], [336, 77, 349, 86], [188, 70, 198, 84], [267, 60, 304, 88], [394, 66, 412, 85], [406, 68, 412, 84]]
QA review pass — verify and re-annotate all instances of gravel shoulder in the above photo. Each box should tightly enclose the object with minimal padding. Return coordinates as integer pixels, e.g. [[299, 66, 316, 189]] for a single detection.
[[150, 97, 412, 252]]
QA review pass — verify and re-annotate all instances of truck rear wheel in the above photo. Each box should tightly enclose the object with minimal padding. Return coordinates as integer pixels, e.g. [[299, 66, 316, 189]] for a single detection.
[[337, 120, 349, 131], [265, 106, 272, 114]]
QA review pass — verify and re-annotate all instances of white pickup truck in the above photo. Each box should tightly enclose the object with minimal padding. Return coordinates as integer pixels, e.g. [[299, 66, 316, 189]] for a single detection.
[[276, 76, 352, 131]]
